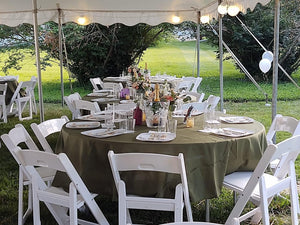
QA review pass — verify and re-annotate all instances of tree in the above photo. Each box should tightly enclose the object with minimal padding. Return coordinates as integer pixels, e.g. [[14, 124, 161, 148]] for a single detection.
[[200, 0, 300, 82], [43, 23, 169, 84]]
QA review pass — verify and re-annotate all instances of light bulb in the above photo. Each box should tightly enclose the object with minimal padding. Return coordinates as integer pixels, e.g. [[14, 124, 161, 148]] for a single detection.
[[77, 16, 87, 25], [172, 15, 181, 24], [218, 2, 228, 15], [200, 15, 210, 24], [227, 5, 240, 16]]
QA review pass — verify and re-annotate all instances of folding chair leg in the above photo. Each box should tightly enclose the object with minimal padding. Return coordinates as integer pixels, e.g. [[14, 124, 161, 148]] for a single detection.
[[32, 176, 41, 225], [289, 162, 299, 225], [23, 184, 33, 223], [69, 183, 77, 225], [174, 184, 183, 222], [18, 170, 24, 225]]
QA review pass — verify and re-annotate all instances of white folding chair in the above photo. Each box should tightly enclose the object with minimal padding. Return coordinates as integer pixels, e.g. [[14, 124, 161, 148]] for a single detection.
[[205, 95, 220, 111], [30, 115, 69, 153], [64, 92, 82, 119], [181, 102, 208, 112], [182, 77, 202, 93], [266, 114, 300, 171], [108, 151, 193, 225], [180, 92, 205, 103], [1, 124, 56, 225], [8, 80, 36, 120], [30, 76, 37, 114], [73, 99, 101, 118], [175, 80, 194, 93], [15, 149, 109, 225], [90, 77, 104, 91], [223, 135, 300, 225], [0, 83, 7, 123], [162, 138, 294, 225]]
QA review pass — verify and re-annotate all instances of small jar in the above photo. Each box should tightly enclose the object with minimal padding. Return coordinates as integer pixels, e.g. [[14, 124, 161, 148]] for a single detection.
[[186, 116, 194, 128]]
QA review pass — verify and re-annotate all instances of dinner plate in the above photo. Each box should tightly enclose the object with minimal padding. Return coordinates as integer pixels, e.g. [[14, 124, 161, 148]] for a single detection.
[[172, 109, 203, 118], [66, 121, 100, 129], [77, 114, 108, 121], [93, 90, 111, 93], [202, 127, 254, 137], [120, 100, 134, 104], [81, 128, 126, 138], [87, 92, 108, 97], [219, 116, 254, 124], [136, 132, 176, 142]]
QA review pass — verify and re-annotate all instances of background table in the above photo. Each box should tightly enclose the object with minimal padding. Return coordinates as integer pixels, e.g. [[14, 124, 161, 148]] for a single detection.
[[53, 115, 267, 202]]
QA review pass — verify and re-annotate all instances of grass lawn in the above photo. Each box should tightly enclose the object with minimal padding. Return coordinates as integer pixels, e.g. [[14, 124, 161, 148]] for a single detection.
[[0, 40, 299, 224]]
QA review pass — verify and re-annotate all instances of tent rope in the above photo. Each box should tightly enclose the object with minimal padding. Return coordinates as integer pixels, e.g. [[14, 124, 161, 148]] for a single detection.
[[236, 15, 300, 90], [209, 24, 269, 104]]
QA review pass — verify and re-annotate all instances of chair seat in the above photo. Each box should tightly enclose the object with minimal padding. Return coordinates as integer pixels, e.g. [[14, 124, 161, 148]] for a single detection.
[[223, 171, 289, 203]]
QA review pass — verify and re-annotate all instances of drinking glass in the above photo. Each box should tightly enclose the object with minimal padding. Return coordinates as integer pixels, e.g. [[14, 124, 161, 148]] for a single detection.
[[126, 118, 135, 132], [167, 119, 177, 134]]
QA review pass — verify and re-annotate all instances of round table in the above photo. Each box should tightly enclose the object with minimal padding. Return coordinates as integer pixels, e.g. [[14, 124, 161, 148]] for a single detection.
[[53, 115, 267, 202]]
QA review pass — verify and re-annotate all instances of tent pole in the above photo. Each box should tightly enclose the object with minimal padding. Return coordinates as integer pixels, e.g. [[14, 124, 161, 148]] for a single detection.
[[32, 0, 44, 122], [196, 11, 200, 78], [57, 4, 64, 107], [218, 0, 224, 111], [272, 0, 280, 121]]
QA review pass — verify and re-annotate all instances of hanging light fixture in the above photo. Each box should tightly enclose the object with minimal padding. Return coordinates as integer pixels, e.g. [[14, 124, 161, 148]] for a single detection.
[[218, 1, 228, 15], [200, 15, 210, 24]]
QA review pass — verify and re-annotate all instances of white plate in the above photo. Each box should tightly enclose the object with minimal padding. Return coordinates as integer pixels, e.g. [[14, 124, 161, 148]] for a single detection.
[[94, 90, 111, 93], [66, 121, 100, 129], [172, 109, 203, 117], [219, 116, 254, 124], [136, 132, 176, 142], [208, 128, 254, 137], [120, 100, 134, 104], [87, 92, 108, 97], [81, 128, 126, 138], [77, 114, 108, 121]]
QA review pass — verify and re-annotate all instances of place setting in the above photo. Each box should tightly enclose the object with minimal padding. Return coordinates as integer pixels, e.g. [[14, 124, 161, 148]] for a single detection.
[[198, 110, 254, 137]]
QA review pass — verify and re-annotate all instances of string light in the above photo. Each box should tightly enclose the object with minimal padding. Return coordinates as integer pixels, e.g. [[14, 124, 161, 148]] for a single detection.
[[200, 15, 210, 24], [77, 16, 88, 25], [218, 2, 228, 15], [172, 15, 181, 24], [227, 5, 240, 16]]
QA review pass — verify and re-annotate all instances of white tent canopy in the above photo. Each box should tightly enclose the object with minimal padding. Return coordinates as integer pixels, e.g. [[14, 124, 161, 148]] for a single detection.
[[0, 0, 271, 26]]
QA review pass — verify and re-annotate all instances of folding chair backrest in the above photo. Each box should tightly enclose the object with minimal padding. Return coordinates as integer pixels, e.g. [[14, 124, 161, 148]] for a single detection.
[[181, 102, 208, 111], [266, 114, 300, 145], [31, 116, 69, 153], [108, 151, 193, 221], [271, 135, 300, 178], [224, 143, 278, 225], [190, 77, 202, 92], [64, 92, 81, 119], [74, 99, 101, 116], [90, 77, 104, 90], [114, 103, 136, 111], [0, 83, 7, 96], [1, 124, 39, 153], [175, 80, 194, 93], [206, 95, 220, 110]]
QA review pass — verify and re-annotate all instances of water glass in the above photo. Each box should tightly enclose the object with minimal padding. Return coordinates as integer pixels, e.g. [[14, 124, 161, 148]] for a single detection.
[[157, 117, 167, 132], [167, 119, 177, 134], [126, 118, 136, 132], [204, 109, 220, 131]]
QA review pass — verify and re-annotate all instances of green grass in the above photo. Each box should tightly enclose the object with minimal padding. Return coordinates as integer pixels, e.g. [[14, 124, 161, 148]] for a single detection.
[[0, 40, 299, 224]]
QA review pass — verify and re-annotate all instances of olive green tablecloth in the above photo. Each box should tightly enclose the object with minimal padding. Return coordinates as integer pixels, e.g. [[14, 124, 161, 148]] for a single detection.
[[53, 115, 267, 202]]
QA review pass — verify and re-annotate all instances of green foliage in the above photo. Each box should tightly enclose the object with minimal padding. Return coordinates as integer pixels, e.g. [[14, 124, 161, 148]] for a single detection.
[[42, 23, 169, 84], [200, 0, 300, 82]]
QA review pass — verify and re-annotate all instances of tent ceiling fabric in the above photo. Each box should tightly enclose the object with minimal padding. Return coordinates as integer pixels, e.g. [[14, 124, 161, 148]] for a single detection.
[[0, 0, 271, 26]]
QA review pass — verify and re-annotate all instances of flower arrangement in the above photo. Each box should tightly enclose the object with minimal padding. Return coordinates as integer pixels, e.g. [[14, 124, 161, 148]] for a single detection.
[[127, 65, 151, 94]]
